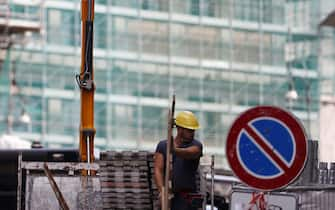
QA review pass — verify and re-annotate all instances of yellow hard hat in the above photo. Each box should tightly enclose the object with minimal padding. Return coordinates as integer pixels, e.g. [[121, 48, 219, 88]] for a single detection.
[[175, 111, 200, 130]]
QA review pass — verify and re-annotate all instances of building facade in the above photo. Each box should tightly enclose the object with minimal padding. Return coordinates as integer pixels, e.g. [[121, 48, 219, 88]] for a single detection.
[[0, 0, 321, 167]]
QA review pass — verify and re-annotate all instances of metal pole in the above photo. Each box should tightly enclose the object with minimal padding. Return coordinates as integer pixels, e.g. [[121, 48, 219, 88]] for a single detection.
[[16, 153, 22, 210], [211, 155, 215, 210], [306, 82, 311, 137], [86, 136, 91, 175], [6, 50, 13, 134], [43, 163, 70, 210]]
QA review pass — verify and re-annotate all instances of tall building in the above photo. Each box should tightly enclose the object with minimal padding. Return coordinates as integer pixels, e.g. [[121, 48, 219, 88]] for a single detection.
[[0, 0, 321, 167]]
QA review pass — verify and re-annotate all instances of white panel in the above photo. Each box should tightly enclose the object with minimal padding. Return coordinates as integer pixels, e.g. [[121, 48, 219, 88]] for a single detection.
[[231, 191, 297, 210], [320, 103, 335, 162]]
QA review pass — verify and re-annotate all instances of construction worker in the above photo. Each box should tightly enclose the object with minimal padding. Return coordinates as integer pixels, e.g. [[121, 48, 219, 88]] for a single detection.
[[154, 111, 203, 210]]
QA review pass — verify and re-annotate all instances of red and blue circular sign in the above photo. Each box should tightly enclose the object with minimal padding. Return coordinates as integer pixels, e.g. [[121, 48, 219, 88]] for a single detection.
[[226, 106, 307, 191]]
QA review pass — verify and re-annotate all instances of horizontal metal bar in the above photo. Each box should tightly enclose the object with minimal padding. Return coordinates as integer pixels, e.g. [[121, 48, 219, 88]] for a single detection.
[[21, 161, 100, 171]]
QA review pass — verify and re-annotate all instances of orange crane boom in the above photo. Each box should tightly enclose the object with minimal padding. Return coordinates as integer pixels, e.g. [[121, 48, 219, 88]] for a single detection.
[[76, 0, 95, 176]]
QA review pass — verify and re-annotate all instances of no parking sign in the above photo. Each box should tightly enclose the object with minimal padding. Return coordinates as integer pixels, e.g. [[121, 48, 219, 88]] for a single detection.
[[226, 106, 307, 191]]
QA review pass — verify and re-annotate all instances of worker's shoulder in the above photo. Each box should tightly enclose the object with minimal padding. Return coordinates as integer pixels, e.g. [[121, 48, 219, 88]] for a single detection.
[[156, 139, 167, 150], [155, 140, 167, 154], [158, 139, 167, 145]]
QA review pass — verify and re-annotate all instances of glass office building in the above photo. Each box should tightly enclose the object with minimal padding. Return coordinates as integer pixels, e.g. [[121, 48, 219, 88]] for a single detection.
[[0, 0, 322, 167]]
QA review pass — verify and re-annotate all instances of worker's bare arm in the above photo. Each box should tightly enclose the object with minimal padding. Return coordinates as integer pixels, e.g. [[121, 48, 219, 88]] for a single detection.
[[173, 145, 201, 159], [154, 152, 164, 193]]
